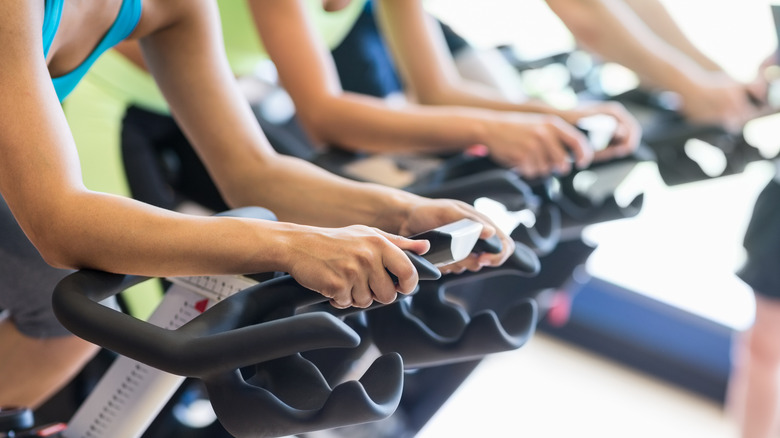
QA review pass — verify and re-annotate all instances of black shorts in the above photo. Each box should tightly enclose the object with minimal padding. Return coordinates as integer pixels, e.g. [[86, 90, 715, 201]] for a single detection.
[[0, 195, 74, 338], [738, 179, 780, 298]]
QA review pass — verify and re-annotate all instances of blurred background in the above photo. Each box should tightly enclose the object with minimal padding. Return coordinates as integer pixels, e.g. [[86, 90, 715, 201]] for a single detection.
[[415, 0, 780, 436]]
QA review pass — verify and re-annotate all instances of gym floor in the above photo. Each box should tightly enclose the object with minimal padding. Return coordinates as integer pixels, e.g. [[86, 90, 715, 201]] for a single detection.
[[418, 333, 737, 438], [416, 1, 778, 437]]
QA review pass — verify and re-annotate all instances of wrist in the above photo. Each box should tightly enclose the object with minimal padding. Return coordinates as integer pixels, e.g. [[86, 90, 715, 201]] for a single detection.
[[249, 220, 308, 274], [370, 187, 422, 235], [451, 110, 493, 149], [653, 59, 709, 98], [513, 100, 558, 115]]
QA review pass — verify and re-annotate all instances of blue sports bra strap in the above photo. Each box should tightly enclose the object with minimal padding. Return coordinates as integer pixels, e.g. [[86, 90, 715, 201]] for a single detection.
[[50, 0, 143, 101], [116, 0, 143, 40], [42, 0, 65, 58]]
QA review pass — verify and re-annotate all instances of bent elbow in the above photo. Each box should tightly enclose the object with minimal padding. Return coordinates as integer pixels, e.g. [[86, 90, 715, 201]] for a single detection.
[[38, 248, 78, 271], [294, 106, 331, 146], [30, 233, 80, 270], [21, 217, 82, 270]]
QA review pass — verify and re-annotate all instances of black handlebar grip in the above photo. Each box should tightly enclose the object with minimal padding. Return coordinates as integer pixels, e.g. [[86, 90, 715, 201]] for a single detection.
[[473, 235, 541, 276], [386, 250, 442, 284]]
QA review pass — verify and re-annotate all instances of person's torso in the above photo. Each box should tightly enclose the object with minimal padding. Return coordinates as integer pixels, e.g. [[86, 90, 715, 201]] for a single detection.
[[42, 0, 143, 102], [71, 0, 367, 114]]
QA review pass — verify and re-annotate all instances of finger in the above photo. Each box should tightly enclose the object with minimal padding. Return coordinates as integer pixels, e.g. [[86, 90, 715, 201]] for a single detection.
[[593, 147, 622, 162], [440, 259, 481, 274], [369, 266, 398, 304], [553, 120, 592, 169], [746, 85, 767, 108], [382, 245, 419, 295], [379, 230, 431, 255], [531, 139, 555, 177], [471, 218, 514, 266], [462, 253, 483, 272], [478, 235, 514, 267], [515, 143, 547, 179], [351, 284, 374, 308], [329, 297, 351, 309], [611, 111, 641, 152], [477, 220, 497, 240], [450, 205, 499, 241], [537, 129, 571, 175], [319, 282, 353, 309], [443, 264, 467, 275]]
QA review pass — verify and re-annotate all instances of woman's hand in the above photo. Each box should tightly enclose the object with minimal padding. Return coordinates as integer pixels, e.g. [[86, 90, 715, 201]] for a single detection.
[[746, 51, 779, 112], [284, 225, 430, 309], [397, 197, 515, 275], [561, 101, 642, 162], [481, 113, 592, 179], [679, 71, 759, 132]]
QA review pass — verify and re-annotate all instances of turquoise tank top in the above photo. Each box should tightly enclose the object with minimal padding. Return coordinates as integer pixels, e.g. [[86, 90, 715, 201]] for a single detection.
[[42, 0, 143, 102]]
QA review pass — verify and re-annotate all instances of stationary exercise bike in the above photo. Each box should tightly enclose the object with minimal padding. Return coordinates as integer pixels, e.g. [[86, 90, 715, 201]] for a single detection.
[[500, 46, 778, 186], [1, 209, 542, 438]]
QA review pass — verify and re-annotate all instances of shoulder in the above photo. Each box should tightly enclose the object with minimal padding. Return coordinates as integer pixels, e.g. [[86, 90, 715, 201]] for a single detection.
[[0, 2, 49, 86], [128, 0, 217, 40], [0, 2, 45, 51]]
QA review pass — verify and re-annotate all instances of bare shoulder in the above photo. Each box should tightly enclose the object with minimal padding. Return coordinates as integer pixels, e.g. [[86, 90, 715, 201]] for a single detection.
[[0, 2, 52, 101], [0, 1, 44, 55]]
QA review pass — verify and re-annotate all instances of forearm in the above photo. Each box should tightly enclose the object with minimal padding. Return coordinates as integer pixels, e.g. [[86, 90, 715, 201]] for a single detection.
[[296, 92, 492, 155], [620, 0, 723, 72], [223, 151, 423, 231], [368, 0, 561, 116], [136, 3, 428, 232], [30, 190, 292, 276], [547, 0, 708, 92], [404, 77, 560, 115]]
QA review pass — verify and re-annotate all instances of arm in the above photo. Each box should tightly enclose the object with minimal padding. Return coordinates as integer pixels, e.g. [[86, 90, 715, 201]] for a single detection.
[[140, 0, 515, 274], [374, 0, 638, 160], [140, 0, 425, 230], [545, 0, 756, 129], [250, 0, 591, 177], [375, 0, 552, 112], [619, 0, 723, 72], [0, 0, 428, 309], [545, 0, 713, 91], [250, 0, 492, 155]]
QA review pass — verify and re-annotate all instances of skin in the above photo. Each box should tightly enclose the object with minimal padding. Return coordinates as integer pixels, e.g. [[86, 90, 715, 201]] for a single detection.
[[248, 0, 641, 180], [746, 51, 779, 110], [0, 0, 513, 304], [0, 317, 99, 409], [0, 0, 513, 407], [545, 0, 762, 131], [727, 294, 780, 438]]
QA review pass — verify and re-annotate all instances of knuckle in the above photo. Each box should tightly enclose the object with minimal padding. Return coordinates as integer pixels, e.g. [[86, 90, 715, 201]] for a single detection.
[[396, 263, 415, 283], [365, 233, 386, 247], [375, 292, 397, 305], [331, 300, 350, 310], [353, 296, 373, 308], [323, 274, 348, 294], [327, 289, 352, 307], [344, 265, 361, 282], [545, 115, 565, 127], [532, 125, 549, 138], [373, 281, 398, 303]]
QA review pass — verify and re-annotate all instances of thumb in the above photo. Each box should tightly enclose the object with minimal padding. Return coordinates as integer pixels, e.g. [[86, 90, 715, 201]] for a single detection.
[[381, 231, 431, 255], [478, 221, 497, 240]]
